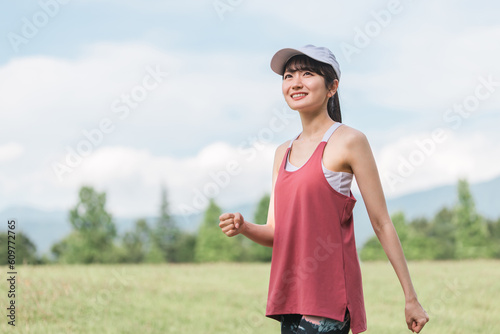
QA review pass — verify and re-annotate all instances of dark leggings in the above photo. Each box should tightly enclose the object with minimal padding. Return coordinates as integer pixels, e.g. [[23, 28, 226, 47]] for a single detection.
[[280, 310, 350, 334]]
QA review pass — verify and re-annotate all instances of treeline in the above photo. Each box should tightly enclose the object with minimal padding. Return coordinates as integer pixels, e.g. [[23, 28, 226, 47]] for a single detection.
[[0, 186, 272, 265], [2, 179, 499, 265], [360, 179, 500, 260]]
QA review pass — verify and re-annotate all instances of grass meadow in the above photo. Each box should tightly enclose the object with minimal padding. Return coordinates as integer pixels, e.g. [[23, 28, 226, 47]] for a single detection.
[[1, 260, 499, 333]]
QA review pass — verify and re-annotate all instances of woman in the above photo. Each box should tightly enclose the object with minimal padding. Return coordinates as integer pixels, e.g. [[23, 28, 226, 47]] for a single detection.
[[219, 45, 429, 334]]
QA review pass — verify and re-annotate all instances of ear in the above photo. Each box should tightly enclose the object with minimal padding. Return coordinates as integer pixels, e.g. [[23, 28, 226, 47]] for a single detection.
[[328, 79, 339, 98]]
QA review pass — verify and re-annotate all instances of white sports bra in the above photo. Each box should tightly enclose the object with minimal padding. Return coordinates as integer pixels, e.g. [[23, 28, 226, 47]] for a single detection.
[[284, 122, 353, 197]]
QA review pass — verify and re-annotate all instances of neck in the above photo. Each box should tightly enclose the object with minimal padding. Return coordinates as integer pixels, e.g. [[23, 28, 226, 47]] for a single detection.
[[297, 109, 335, 141]]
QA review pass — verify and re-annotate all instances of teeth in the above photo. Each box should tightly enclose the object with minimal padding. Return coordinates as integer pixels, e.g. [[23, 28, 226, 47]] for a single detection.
[[292, 93, 306, 98]]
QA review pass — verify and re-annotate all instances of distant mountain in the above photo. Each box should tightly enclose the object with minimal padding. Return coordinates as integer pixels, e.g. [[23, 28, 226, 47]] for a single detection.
[[0, 206, 71, 257], [1, 176, 498, 257], [0, 201, 256, 257], [386, 175, 500, 220], [352, 175, 500, 247], [0, 207, 198, 257]]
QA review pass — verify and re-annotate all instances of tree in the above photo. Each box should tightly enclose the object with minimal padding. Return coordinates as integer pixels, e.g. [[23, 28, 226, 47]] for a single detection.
[[118, 185, 196, 263], [392, 211, 409, 243], [453, 179, 489, 259], [405, 217, 437, 260], [428, 207, 456, 259], [152, 185, 180, 262], [121, 218, 151, 263], [360, 179, 498, 261], [360, 212, 412, 261], [0, 232, 38, 265], [244, 193, 273, 262], [194, 198, 241, 262], [51, 186, 118, 263], [359, 236, 386, 261], [173, 232, 197, 262], [486, 217, 500, 258]]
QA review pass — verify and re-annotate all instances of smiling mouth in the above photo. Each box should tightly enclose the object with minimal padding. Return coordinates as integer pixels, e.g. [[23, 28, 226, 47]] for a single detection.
[[291, 93, 307, 99]]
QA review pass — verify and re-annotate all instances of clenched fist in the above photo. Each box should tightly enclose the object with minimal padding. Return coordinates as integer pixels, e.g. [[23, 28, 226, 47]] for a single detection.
[[219, 212, 246, 237]]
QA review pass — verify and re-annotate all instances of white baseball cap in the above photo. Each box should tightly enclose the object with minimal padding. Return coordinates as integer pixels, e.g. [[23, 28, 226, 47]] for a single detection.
[[270, 44, 341, 80]]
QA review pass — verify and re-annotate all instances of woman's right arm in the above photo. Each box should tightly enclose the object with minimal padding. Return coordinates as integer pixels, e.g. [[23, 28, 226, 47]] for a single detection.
[[218, 142, 288, 248]]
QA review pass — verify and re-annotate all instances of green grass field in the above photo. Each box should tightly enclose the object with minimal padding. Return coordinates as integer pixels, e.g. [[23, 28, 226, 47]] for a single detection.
[[1, 260, 499, 333]]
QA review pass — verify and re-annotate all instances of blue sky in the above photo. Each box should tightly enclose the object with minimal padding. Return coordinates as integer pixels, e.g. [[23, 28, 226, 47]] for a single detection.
[[1, 0, 499, 219]]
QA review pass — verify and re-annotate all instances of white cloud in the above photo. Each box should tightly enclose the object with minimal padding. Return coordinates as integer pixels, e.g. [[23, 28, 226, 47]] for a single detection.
[[49, 141, 276, 217], [242, 0, 398, 41], [377, 128, 500, 198], [2, 1, 500, 219], [0, 143, 24, 162], [342, 13, 500, 115], [80, 0, 210, 12], [0, 41, 295, 215], [0, 43, 179, 134], [0, 42, 285, 151]]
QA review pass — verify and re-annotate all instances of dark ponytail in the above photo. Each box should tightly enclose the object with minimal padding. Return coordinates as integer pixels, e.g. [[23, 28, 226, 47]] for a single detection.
[[284, 55, 342, 123], [327, 92, 341, 123]]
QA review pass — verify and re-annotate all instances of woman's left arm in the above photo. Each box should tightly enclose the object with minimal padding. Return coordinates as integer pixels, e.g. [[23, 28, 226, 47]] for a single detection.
[[346, 129, 430, 333]]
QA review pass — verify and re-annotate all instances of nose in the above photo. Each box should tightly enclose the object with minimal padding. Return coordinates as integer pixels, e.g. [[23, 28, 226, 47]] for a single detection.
[[291, 76, 303, 89]]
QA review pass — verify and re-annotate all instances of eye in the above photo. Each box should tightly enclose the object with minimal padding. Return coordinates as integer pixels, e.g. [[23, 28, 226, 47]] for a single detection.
[[283, 73, 292, 79], [303, 71, 313, 76]]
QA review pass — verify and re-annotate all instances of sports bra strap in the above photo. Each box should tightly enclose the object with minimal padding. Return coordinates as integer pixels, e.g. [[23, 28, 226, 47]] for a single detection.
[[287, 133, 301, 148], [288, 122, 343, 148], [322, 122, 343, 142]]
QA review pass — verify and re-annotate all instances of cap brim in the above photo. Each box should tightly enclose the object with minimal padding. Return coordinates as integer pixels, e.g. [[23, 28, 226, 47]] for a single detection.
[[270, 48, 306, 75]]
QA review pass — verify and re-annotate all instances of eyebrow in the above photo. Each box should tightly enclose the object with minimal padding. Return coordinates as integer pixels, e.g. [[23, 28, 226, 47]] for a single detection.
[[284, 68, 315, 75], [285, 67, 315, 73], [285, 67, 301, 73]]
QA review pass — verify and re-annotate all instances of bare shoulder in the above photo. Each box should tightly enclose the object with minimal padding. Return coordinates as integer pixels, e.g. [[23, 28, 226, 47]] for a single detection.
[[272, 140, 290, 172], [337, 124, 369, 148], [276, 140, 290, 155], [274, 140, 290, 162]]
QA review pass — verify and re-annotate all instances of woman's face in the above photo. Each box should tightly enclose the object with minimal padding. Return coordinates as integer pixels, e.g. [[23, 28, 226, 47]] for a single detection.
[[282, 69, 336, 113]]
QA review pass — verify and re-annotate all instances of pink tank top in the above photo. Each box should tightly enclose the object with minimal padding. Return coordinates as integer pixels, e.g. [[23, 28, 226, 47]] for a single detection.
[[266, 122, 367, 334]]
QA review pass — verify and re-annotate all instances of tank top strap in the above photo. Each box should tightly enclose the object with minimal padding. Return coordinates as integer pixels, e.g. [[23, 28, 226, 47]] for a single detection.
[[322, 122, 343, 142]]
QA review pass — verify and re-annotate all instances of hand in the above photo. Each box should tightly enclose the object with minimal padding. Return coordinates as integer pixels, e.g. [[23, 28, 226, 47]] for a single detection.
[[219, 212, 246, 237], [405, 299, 429, 333]]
